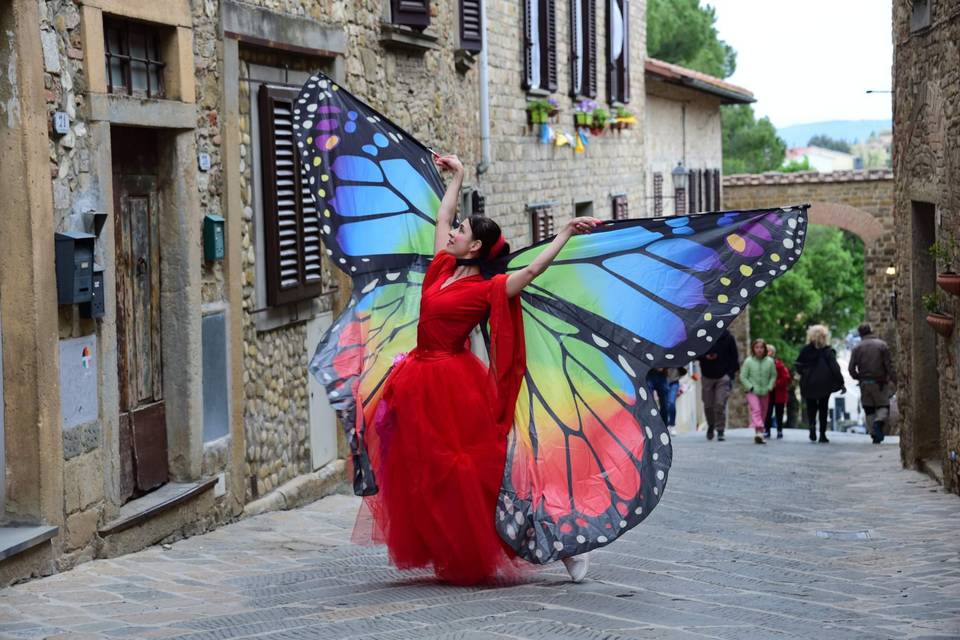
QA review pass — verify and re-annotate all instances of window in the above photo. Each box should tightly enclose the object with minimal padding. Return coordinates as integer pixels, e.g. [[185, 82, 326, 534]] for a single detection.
[[530, 204, 556, 242], [911, 0, 931, 31], [392, 0, 431, 30], [570, 0, 597, 98], [258, 84, 324, 307], [686, 169, 722, 213], [606, 0, 630, 104], [523, 0, 558, 92], [104, 17, 166, 98], [653, 173, 663, 216], [575, 200, 594, 218], [612, 194, 628, 220], [460, 0, 482, 52]]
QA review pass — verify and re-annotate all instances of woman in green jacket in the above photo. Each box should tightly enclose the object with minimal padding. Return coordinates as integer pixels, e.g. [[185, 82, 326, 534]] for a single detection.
[[740, 339, 777, 444]]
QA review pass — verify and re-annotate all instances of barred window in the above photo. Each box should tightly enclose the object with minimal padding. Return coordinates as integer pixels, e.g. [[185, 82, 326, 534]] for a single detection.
[[530, 204, 556, 243], [104, 17, 166, 99]]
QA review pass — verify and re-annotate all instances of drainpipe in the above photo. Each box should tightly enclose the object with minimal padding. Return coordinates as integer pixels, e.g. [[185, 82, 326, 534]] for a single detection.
[[477, 0, 491, 177]]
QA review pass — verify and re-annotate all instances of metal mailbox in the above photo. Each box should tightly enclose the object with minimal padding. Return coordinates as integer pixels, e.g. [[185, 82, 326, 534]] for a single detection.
[[203, 214, 225, 261], [54, 231, 96, 305]]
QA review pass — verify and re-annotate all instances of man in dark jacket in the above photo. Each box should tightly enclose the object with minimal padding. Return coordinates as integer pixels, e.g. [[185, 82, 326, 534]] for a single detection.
[[849, 323, 896, 443], [697, 329, 740, 441]]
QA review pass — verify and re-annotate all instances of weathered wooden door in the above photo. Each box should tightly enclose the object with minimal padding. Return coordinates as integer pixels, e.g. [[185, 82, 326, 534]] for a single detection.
[[113, 127, 168, 502]]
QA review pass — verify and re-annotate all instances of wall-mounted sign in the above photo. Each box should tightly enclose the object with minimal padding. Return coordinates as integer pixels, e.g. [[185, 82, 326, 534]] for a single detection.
[[59, 336, 98, 430], [198, 152, 211, 172], [53, 112, 70, 135]]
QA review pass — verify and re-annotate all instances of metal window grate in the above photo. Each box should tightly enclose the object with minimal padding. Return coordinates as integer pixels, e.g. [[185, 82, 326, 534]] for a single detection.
[[529, 204, 556, 243], [612, 195, 628, 220], [653, 173, 663, 216], [104, 17, 166, 98]]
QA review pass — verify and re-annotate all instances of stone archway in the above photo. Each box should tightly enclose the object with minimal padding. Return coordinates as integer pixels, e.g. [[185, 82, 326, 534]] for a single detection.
[[723, 170, 895, 348]]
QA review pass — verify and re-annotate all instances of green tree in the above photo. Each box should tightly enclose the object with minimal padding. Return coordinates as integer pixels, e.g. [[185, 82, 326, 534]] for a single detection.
[[749, 226, 865, 366], [647, 0, 737, 78], [721, 105, 787, 175], [807, 134, 852, 153], [779, 156, 813, 173]]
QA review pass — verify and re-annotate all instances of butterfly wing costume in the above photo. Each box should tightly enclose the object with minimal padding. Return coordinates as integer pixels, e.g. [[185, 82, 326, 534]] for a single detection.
[[292, 74, 808, 570]]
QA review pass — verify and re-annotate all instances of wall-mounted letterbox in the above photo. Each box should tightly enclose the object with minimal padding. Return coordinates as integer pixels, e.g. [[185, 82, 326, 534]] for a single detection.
[[55, 231, 96, 305], [203, 214, 225, 261], [79, 264, 105, 319]]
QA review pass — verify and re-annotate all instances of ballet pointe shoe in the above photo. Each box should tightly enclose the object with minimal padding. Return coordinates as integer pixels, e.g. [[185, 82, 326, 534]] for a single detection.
[[562, 553, 589, 583]]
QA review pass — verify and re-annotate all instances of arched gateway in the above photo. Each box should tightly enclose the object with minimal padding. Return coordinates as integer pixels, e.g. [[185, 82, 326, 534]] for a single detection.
[[723, 170, 895, 350]]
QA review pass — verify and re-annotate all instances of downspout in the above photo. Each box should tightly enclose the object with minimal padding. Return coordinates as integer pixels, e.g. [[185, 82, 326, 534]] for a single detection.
[[477, 0, 491, 176]]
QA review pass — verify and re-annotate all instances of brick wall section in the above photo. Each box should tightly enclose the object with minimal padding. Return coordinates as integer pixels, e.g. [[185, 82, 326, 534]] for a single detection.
[[482, 0, 647, 243], [892, 0, 960, 492], [723, 171, 897, 371]]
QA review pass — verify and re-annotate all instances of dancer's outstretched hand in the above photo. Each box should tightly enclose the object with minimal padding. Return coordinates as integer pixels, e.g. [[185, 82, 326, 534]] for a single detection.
[[563, 216, 602, 236], [434, 154, 464, 176]]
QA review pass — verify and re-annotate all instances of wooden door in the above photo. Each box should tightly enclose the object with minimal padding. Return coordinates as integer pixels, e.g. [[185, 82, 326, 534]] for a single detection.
[[113, 128, 168, 501]]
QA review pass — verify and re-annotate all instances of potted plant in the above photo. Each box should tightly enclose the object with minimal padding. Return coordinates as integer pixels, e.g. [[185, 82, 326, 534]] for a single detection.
[[590, 107, 609, 136], [573, 99, 597, 129], [526, 99, 552, 125], [611, 105, 637, 131], [923, 290, 954, 337], [928, 236, 960, 296]]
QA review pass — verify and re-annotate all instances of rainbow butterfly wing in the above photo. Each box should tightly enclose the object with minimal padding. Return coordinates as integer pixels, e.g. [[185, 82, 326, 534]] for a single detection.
[[293, 73, 444, 493], [292, 72, 443, 276], [498, 206, 809, 562]]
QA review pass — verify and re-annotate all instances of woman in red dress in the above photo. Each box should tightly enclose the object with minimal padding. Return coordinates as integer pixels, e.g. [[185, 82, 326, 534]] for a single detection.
[[361, 155, 599, 585]]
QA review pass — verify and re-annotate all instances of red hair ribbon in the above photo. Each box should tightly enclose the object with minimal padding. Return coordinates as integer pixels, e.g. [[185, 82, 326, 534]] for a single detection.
[[489, 235, 506, 259]]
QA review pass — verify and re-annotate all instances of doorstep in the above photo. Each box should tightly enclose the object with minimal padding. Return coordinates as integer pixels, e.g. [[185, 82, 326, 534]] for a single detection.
[[99, 477, 218, 536], [0, 524, 58, 562]]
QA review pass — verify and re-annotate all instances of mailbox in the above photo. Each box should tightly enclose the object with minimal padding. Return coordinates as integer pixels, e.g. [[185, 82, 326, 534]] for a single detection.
[[79, 264, 105, 319], [203, 214, 225, 261], [54, 231, 95, 305]]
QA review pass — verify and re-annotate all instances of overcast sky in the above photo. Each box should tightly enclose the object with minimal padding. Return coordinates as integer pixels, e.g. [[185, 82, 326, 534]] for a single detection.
[[706, 0, 893, 128]]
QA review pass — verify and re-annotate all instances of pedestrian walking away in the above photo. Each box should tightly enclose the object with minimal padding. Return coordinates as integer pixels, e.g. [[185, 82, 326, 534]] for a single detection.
[[794, 324, 845, 443], [646, 367, 687, 435], [764, 344, 792, 439], [698, 329, 740, 442], [740, 339, 777, 444], [848, 323, 896, 443]]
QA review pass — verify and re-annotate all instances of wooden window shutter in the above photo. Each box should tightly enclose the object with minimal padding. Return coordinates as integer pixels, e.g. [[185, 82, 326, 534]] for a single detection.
[[607, 0, 630, 104], [523, 0, 557, 92], [392, 0, 431, 30], [530, 205, 556, 242], [570, 0, 597, 98], [702, 169, 716, 211], [259, 84, 323, 307], [460, 0, 482, 52], [687, 170, 698, 214], [653, 172, 663, 216], [612, 194, 628, 220], [713, 168, 722, 209], [544, 0, 558, 92]]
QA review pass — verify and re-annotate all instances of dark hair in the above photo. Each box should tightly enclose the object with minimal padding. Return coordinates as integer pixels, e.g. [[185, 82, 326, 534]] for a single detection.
[[467, 215, 509, 261], [857, 323, 872, 337]]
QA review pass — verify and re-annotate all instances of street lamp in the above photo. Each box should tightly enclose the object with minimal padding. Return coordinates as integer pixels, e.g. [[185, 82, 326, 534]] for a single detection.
[[672, 162, 688, 215]]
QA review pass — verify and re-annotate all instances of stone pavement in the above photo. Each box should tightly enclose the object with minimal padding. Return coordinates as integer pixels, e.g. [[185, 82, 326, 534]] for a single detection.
[[1, 428, 959, 640]]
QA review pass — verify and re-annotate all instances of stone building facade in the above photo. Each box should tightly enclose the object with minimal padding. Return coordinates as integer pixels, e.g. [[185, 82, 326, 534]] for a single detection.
[[891, 0, 960, 492], [481, 0, 647, 243], [0, 0, 482, 585]]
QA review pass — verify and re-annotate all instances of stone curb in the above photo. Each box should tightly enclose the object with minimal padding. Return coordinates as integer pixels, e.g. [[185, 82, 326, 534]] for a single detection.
[[242, 459, 347, 518]]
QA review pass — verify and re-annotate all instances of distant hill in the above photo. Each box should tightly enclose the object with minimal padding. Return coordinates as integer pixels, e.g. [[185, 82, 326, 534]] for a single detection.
[[777, 120, 892, 148]]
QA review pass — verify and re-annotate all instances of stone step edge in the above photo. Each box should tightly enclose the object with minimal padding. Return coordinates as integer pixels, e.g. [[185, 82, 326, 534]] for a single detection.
[[243, 459, 348, 518]]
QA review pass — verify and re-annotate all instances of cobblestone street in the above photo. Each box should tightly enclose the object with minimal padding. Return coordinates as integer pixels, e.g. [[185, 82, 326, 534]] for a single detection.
[[1, 429, 958, 640]]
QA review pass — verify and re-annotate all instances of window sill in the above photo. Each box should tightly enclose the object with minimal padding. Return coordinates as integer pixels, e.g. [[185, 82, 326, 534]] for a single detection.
[[0, 524, 59, 562], [379, 23, 440, 53], [525, 88, 553, 98]]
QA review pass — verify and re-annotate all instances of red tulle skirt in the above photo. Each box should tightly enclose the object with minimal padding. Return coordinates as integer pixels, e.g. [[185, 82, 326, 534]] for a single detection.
[[354, 348, 521, 585]]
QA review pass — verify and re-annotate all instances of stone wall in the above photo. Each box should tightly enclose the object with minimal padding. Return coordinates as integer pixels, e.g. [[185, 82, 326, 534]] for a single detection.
[[483, 0, 647, 242], [892, 0, 960, 492]]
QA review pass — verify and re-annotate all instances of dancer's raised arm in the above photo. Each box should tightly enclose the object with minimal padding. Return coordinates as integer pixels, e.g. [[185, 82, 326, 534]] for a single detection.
[[434, 155, 464, 254], [505, 217, 601, 298]]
